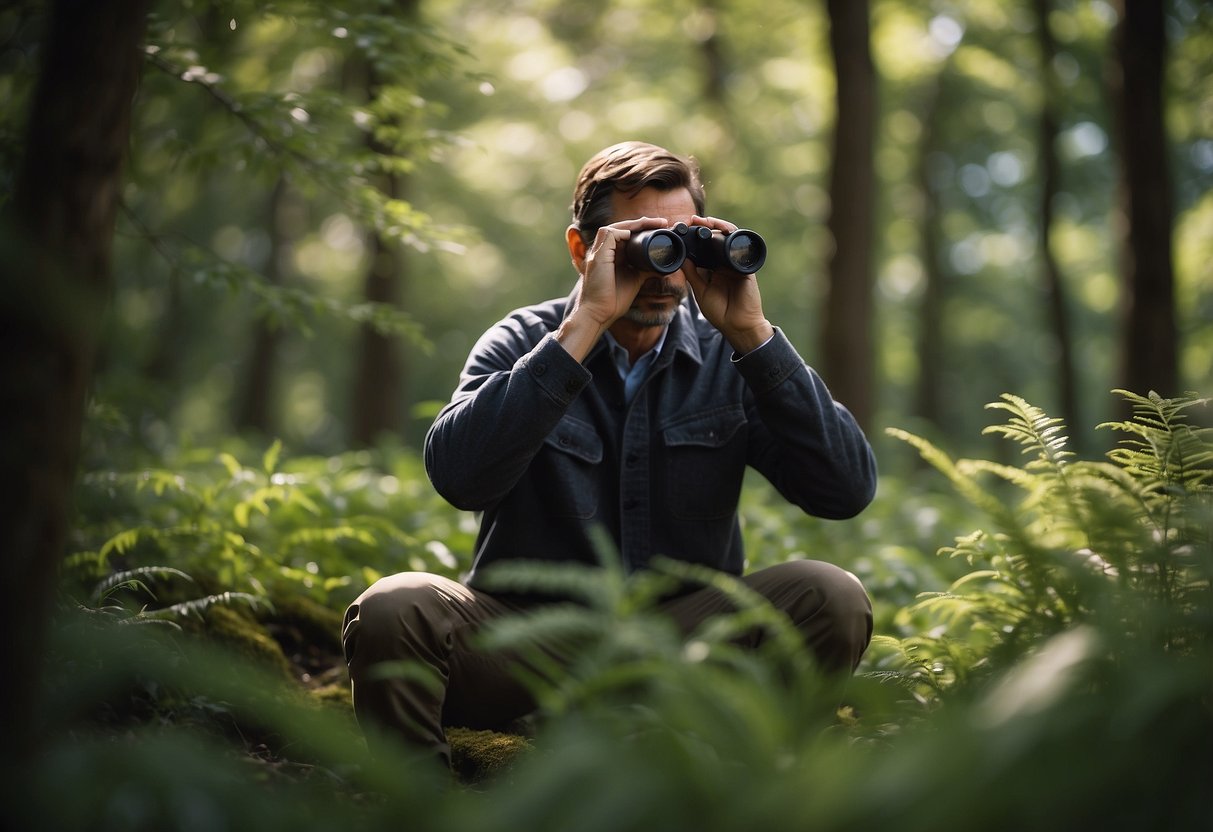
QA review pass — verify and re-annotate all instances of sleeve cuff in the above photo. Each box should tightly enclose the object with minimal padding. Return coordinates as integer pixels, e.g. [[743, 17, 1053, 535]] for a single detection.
[[518, 332, 593, 405], [731, 327, 803, 395]]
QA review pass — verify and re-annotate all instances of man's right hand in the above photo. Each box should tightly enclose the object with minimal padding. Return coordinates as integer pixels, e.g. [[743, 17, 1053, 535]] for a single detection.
[[555, 216, 668, 362]]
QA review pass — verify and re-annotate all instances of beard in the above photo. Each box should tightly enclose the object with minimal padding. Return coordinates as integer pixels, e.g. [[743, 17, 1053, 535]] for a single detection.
[[625, 278, 687, 327]]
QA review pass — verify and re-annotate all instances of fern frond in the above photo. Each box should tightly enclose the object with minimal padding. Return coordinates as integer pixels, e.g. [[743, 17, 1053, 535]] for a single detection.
[[474, 561, 620, 608], [886, 428, 1014, 524], [141, 591, 269, 622], [1099, 390, 1213, 493], [90, 566, 195, 605], [983, 394, 1075, 472], [280, 524, 379, 549]]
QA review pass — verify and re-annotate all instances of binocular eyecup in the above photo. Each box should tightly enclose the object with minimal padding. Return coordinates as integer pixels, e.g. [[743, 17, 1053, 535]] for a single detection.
[[623, 222, 766, 275]]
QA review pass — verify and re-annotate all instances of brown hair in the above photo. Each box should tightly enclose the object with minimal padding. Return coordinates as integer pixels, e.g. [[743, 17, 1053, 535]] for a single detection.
[[569, 141, 706, 244]]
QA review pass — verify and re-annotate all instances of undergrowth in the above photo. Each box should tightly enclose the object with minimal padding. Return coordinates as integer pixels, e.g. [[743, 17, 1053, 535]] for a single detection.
[[12, 389, 1209, 831]]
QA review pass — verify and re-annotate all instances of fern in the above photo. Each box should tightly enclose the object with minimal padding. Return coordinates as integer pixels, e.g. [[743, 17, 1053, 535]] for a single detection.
[[139, 591, 270, 624], [73, 440, 472, 605], [76, 564, 269, 633], [884, 390, 1213, 705], [90, 565, 195, 606]]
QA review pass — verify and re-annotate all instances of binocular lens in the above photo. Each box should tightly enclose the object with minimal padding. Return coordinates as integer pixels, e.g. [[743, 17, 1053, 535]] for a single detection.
[[625, 229, 684, 274], [726, 232, 765, 273], [647, 234, 681, 271]]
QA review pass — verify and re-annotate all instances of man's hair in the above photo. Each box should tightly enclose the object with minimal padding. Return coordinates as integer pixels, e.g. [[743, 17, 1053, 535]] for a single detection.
[[570, 141, 706, 244]]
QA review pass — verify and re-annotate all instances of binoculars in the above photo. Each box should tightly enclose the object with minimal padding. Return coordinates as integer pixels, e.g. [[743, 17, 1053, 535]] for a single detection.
[[623, 222, 766, 275]]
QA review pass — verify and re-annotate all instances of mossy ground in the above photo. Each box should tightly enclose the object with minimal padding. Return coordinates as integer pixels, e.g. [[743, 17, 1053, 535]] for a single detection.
[[184, 584, 530, 783]]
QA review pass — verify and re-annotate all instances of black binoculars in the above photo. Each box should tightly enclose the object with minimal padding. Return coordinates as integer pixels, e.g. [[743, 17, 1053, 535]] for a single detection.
[[623, 222, 767, 275]]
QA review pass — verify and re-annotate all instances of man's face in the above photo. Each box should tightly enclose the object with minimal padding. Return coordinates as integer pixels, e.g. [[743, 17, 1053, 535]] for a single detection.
[[608, 186, 698, 327]]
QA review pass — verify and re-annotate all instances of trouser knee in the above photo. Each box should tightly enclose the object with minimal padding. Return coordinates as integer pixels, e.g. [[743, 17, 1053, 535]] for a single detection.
[[343, 572, 457, 670], [756, 560, 873, 673]]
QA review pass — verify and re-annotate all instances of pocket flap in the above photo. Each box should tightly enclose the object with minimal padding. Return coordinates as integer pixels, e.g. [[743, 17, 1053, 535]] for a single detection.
[[544, 416, 603, 464], [662, 406, 746, 448]]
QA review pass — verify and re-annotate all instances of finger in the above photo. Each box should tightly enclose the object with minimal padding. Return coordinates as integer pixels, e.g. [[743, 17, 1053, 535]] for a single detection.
[[589, 226, 627, 257], [609, 215, 670, 232], [690, 214, 738, 233]]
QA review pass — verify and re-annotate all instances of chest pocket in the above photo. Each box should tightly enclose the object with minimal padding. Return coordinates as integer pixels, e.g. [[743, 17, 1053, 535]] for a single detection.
[[661, 406, 747, 520], [541, 416, 603, 518]]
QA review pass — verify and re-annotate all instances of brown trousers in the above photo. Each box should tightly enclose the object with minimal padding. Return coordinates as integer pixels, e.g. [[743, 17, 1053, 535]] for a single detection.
[[342, 560, 872, 767]]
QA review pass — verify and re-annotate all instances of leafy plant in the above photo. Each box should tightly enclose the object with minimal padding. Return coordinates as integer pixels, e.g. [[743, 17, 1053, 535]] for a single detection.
[[25, 390, 1213, 831], [71, 437, 475, 608], [81, 564, 267, 629], [878, 390, 1212, 705]]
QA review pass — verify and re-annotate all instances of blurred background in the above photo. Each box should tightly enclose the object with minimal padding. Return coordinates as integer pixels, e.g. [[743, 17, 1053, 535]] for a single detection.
[[3, 6, 1212, 824], [4, 0, 1206, 463]]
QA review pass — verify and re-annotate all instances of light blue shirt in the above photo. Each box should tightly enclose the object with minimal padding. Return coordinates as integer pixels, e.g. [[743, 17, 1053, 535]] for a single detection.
[[603, 329, 668, 404]]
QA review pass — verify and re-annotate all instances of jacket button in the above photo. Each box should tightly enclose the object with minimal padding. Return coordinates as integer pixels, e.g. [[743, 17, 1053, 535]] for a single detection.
[[623, 498, 640, 510], [533, 362, 547, 376]]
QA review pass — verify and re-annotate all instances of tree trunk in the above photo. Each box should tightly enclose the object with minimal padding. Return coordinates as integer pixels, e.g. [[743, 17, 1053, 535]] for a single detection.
[[1110, 0, 1177, 398], [821, 0, 877, 430], [0, 0, 150, 757], [1034, 0, 1081, 439], [234, 175, 293, 434], [350, 201, 407, 446], [913, 72, 946, 431]]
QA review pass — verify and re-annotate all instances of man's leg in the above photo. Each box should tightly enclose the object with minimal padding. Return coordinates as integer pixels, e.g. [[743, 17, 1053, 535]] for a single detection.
[[658, 559, 873, 673], [342, 572, 537, 767]]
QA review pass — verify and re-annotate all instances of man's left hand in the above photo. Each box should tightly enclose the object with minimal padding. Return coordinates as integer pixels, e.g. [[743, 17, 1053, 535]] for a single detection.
[[682, 215, 775, 355]]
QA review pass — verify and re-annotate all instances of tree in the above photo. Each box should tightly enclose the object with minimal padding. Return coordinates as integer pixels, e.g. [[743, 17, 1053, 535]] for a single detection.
[[348, 0, 419, 447], [0, 0, 151, 757], [1033, 0, 1080, 439], [912, 68, 948, 433], [234, 175, 295, 434], [821, 0, 877, 431], [1110, 0, 1178, 397]]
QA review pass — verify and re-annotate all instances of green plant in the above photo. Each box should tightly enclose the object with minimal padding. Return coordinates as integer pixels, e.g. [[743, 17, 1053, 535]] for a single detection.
[[877, 390, 1212, 706], [80, 565, 267, 627], [71, 438, 475, 609]]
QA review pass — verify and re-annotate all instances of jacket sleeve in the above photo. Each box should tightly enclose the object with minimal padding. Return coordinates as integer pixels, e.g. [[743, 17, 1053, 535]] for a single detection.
[[732, 328, 877, 519], [423, 316, 592, 511]]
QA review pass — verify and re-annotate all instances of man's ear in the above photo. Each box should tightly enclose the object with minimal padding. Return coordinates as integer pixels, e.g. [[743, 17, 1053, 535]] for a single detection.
[[566, 225, 588, 274]]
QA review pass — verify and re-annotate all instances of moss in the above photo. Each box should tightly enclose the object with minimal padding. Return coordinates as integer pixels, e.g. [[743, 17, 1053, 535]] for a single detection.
[[262, 592, 343, 652], [259, 591, 346, 684], [309, 680, 353, 710], [199, 605, 294, 681], [448, 727, 532, 784]]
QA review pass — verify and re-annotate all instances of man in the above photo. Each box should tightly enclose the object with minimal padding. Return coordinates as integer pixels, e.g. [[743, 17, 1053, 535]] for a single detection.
[[342, 141, 877, 767]]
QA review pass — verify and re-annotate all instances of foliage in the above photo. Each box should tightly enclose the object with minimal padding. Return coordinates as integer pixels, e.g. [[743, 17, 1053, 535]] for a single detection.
[[70, 433, 475, 610], [12, 389, 1211, 830], [877, 389, 1212, 707], [80, 564, 267, 629], [3, 1, 1205, 453]]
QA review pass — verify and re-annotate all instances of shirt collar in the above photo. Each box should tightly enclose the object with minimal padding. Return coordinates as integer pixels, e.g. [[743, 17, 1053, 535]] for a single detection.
[[602, 326, 668, 370]]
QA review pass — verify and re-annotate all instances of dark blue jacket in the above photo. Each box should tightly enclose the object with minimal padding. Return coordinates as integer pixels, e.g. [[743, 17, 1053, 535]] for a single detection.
[[424, 288, 877, 588]]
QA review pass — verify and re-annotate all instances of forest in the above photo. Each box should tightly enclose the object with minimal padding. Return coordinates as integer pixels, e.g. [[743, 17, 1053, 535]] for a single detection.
[[0, 0, 1210, 829]]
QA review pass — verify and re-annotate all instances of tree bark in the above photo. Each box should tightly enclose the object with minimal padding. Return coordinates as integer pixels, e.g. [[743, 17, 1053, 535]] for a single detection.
[[234, 175, 293, 434], [913, 73, 946, 431], [821, 0, 877, 430], [0, 0, 150, 757], [348, 0, 421, 447], [1034, 0, 1081, 439], [1110, 0, 1177, 398], [350, 201, 407, 446]]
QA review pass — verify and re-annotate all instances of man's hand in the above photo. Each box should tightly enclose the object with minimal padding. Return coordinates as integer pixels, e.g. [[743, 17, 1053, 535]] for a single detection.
[[556, 216, 669, 361], [683, 215, 774, 354]]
